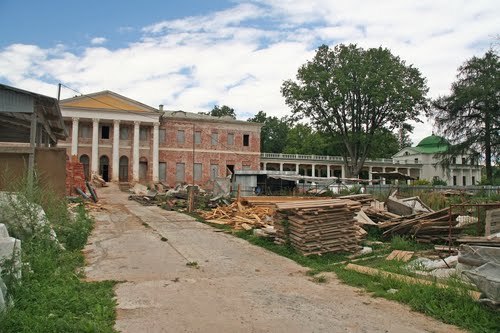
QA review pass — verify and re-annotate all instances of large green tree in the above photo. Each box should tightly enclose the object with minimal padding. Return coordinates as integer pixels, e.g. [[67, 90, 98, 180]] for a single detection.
[[432, 50, 500, 184], [283, 124, 328, 155], [281, 44, 428, 177], [200, 105, 236, 119], [247, 111, 289, 153]]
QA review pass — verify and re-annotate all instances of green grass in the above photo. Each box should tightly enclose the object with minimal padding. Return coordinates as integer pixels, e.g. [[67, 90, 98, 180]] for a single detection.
[[0, 177, 116, 333], [226, 228, 500, 333]]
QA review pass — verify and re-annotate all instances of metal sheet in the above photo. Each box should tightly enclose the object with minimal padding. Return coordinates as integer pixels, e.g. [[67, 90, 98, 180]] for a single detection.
[[0, 90, 34, 113]]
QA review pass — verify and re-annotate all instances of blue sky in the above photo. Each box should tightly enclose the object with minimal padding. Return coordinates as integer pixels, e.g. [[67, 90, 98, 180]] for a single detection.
[[0, 1, 232, 49], [1, 0, 498, 143]]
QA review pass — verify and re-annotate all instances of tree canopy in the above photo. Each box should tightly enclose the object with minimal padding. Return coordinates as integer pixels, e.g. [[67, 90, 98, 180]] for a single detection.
[[432, 50, 500, 184], [247, 111, 289, 153], [200, 105, 236, 119], [281, 44, 428, 177]]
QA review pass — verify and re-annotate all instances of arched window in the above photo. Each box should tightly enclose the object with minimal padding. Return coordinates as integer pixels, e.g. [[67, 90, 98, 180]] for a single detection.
[[79, 154, 90, 180], [119, 156, 129, 182]]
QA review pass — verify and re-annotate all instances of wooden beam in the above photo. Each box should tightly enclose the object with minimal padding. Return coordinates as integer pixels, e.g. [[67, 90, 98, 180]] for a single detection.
[[345, 263, 481, 300]]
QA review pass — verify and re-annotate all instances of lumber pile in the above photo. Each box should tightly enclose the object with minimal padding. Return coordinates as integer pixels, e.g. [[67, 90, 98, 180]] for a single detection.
[[380, 208, 462, 243], [199, 201, 274, 230], [362, 206, 405, 223], [241, 196, 322, 209], [338, 194, 374, 206], [274, 199, 362, 255]]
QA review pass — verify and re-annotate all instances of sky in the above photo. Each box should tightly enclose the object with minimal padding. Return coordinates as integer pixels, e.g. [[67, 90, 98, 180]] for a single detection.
[[0, 0, 498, 145]]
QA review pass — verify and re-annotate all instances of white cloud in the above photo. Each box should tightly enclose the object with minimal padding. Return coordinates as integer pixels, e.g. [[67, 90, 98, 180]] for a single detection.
[[1, 0, 499, 145], [90, 37, 107, 45]]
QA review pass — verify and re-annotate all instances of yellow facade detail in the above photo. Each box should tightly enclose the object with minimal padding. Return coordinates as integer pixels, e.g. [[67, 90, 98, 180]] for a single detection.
[[61, 93, 151, 112]]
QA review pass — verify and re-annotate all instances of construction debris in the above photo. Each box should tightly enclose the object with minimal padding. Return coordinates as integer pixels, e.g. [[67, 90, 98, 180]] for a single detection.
[[274, 199, 363, 255], [91, 173, 107, 187], [386, 196, 432, 216], [380, 208, 462, 243], [199, 201, 274, 230], [345, 263, 481, 300], [386, 250, 414, 262]]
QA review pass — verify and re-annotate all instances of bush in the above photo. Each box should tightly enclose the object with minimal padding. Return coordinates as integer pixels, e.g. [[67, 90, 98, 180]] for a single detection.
[[0, 175, 116, 333], [431, 177, 447, 186], [412, 179, 431, 186]]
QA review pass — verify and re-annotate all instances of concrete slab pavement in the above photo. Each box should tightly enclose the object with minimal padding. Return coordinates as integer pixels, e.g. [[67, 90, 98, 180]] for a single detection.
[[84, 184, 463, 333]]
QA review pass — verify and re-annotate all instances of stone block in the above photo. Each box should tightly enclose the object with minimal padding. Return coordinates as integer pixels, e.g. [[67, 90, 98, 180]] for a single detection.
[[0, 237, 21, 262], [0, 224, 8, 239], [0, 278, 5, 312]]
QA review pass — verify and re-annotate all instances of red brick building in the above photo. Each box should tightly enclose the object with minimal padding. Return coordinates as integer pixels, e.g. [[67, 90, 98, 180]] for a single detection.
[[58, 91, 261, 188]]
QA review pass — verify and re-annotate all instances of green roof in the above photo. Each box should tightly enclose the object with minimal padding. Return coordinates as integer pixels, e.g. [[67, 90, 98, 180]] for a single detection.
[[414, 135, 449, 154]]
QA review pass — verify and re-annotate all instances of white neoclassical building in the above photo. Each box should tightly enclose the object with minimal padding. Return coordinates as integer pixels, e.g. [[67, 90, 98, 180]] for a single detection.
[[392, 135, 482, 185], [58, 91, 161, 182]]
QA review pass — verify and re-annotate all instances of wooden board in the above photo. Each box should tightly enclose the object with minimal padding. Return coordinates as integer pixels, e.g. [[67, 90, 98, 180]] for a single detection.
[[386, 250, 414, 262]]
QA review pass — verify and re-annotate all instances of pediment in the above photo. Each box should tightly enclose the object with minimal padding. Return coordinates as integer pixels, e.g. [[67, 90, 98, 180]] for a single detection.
[[60, 90, 157, 113]]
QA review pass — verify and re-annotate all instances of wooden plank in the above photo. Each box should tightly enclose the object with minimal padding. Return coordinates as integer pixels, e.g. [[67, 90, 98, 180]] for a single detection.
[[345, 264, 481, 300], [386, 250, 414, 262]]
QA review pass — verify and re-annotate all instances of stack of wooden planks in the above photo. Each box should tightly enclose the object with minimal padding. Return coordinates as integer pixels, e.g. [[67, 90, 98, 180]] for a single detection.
[[380, 208, 462, 243], [338, 194, 374, 206], [199, 201, 274, 230], [241, 196, 323, 209], [274, 199, 362, 255]]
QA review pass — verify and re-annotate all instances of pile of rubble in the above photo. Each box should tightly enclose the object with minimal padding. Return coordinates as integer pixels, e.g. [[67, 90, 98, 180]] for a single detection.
[[199, 201, 274, 230]]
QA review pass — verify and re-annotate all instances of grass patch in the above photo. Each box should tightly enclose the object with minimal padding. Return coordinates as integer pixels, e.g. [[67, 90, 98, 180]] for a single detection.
[[334, 269, 500, 333], [186, 261, 199, 269], [0, 177, 116, 333], [390, 235, 433, 252], [311, 275, 327, 283]]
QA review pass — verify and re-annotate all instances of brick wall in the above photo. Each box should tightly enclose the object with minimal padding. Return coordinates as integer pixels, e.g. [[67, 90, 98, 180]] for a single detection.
[[66, 156, 86, 195], [61, 115, 261, 188], [158, 118, 261, 187]]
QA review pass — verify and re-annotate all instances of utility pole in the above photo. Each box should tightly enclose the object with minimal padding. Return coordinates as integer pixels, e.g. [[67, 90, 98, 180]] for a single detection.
[[57, 83, 61, 101]]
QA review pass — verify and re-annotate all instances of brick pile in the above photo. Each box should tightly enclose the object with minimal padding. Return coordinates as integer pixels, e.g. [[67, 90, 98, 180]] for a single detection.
[[66, 156, 86, 196]]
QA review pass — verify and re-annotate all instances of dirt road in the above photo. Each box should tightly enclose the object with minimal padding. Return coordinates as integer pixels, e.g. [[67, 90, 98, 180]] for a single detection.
[[84, 185, 462, 333]]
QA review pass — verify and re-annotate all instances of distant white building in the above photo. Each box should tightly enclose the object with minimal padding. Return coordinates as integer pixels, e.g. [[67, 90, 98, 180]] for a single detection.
[[392, 134, 482, 186]]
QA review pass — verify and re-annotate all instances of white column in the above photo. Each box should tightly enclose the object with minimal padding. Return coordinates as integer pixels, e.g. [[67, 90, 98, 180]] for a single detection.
[[91, 118, 99, 174], [327, 165, 331, 178], [341, 165, 346, 179], [295, 163, 300, 175], [263, 162, 267, 171], [382, 167, 386, 185], [407, 168, 411, 185], [133, 121, 140, 182], [112, 120, 120, 182], [369, 166, 373, 183], [311, 164, 316, 177], [152, 122, 160, 182], [279, 163, 283, 172], [71, 117, 79, 156]]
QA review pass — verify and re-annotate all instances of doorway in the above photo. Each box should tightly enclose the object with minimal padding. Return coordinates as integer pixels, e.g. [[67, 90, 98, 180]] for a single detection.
[[99, 155, 110, 182], [79, 154, 90, 180], [139, 157, 148, 181]]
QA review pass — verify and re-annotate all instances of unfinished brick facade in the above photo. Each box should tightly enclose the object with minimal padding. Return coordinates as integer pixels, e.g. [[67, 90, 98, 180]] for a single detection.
[[58, 91, 261, 189], [158, 112, 261, 187]]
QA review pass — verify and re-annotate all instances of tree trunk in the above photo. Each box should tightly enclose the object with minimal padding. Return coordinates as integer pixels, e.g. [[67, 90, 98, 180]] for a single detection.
[[484, 111, 493, 184]]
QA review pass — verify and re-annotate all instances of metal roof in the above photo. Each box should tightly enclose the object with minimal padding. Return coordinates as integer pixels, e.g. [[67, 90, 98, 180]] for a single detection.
[[0, 83, 67, 141]]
